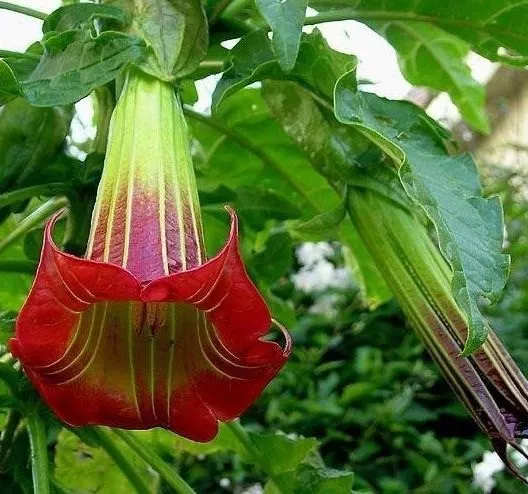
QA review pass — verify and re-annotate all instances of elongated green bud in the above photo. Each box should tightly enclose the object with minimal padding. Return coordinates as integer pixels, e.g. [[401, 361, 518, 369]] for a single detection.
[[347, 187, 528, 480]]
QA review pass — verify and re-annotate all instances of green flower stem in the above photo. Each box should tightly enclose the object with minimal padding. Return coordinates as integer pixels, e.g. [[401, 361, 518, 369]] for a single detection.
[[26, 413, 50, 494], [0, 410, 21, 467], [0, 260, 37, 274], [0, 183, 69, 209], [0, 2, 46, 20], [92, 428, 151, 494], [0, 197, 68, 256], [0, 49, 40, 60], [111, 428, 196, 494]]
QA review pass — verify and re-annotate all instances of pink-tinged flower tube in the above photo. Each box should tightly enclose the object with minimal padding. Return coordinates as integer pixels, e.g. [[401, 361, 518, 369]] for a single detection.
[[10, 70, 291, 442]]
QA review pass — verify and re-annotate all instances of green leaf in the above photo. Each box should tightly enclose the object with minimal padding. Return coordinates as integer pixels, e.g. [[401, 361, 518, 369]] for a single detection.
[[250, 230, 294, 285], [123, 0, 208, 79], [54, 430, 158, 493], [288, 197, 346, 237], [0, 218, 33, 312], [256, 0, 308, 71], [195, 87, 391, 307], [267, 459, 355, 494], [261, 81, 395, 306], [43, 4, 129, 33], [252, 433, 319, 475], [372, 21, 489, 133], [0, 61, 22, 106], [248, 433, 354, 494], [213, 29, 356, 109], [173, 423, 246, 456], [0, 101, 71, 187], [309, 0, 528, 66], [22, 30, 145, 106], [235, 186, 302, 229], [0, 98, 71, 196], [334, 75, 509, 353], [0, 310, 16, 346]]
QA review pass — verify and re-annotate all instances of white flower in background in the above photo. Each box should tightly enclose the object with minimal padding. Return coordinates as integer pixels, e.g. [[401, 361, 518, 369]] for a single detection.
[[472, 451, 505, 493], [219, 478, 231, 489], [309, 294, 341, 318], [241, 484, 264, 494], [292, 242, 352, 294], [472, 440, 528, 492], [296, 242, 334, 267]]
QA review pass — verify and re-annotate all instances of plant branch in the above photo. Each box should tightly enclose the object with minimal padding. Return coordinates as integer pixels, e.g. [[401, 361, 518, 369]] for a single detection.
[[26, 413, 50, 494], [0, 183, 70, 209], [111, 428, 196, 494], [0, 197, 68, 256], [92, 427, 152, 494], [0, 49, 40, 60], [0, 2, 46, 20]]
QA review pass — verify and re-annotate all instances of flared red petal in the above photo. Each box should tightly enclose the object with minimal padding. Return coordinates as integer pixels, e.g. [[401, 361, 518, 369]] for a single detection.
[[11, 211, 290, 441]]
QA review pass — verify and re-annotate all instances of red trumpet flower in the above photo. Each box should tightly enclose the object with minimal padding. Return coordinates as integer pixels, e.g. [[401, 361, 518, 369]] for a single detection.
[[10, 70, 291, 442]]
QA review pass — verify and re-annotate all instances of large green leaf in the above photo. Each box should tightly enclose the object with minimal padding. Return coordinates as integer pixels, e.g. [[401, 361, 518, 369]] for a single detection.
[[256, 0, 308, 71], [371, 21, 489, 133], [0, 61, 22, 106], [250, 433, 354, 493], [0, 98, 71, 194], [54, 430, 158, 493], [0, 218, 33, 312], [309, 0, 528, 66], [213, 29, 356, 110], [21, 30, 144, 106], [334, 75, 509, 353], [42, 3, 129, 33], [194, 88, 390, 306]]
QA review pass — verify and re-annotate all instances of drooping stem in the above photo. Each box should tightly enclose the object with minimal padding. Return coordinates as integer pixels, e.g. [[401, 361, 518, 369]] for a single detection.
[[0, 197, 68, 256], [92, 427, 152, 494], [111, 428, 197, 494], [0, 2, 46, 20], [26, 413, 50, 494]]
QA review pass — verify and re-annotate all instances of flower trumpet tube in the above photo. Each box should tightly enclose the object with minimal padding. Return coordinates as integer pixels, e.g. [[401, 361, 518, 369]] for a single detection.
[[10, 70, 291, 442], [347, 187, 528, 481]]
